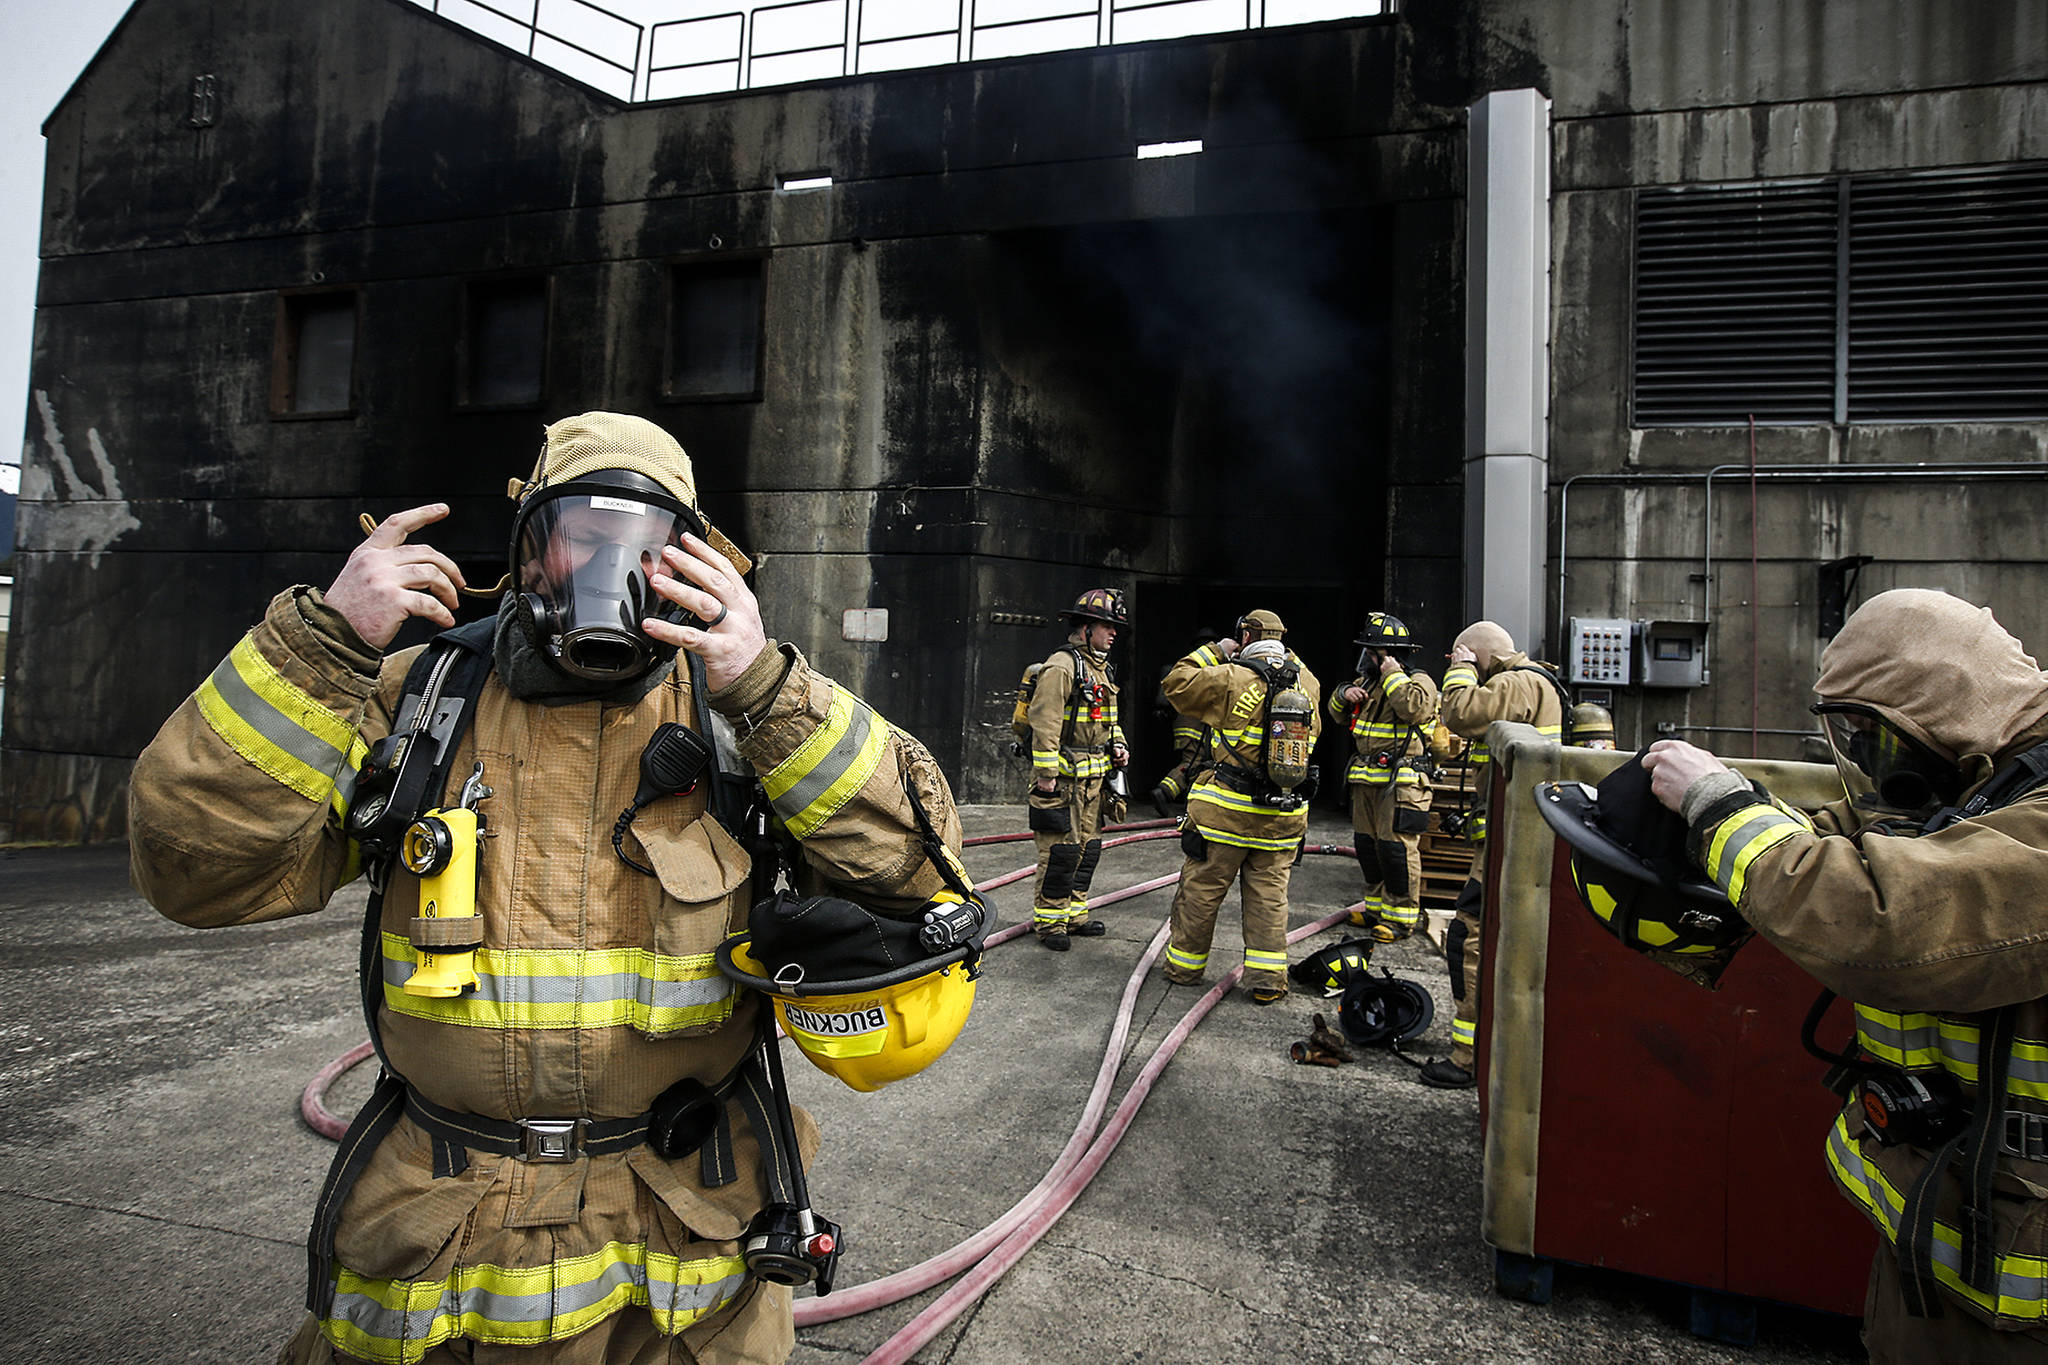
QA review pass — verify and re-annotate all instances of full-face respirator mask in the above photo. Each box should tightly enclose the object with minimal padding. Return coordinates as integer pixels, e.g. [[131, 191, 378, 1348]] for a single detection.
[[1811, 700, 1966, 818], [510, 468, 708, 683]]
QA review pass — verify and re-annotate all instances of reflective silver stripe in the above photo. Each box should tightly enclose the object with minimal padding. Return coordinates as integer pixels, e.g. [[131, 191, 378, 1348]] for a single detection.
[[203, 644, 359, 796], [1825, 1116, 2048, 1318]]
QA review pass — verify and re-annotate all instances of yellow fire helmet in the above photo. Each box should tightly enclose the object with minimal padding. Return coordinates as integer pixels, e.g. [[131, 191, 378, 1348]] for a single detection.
[[716, 886, 987, 1093]]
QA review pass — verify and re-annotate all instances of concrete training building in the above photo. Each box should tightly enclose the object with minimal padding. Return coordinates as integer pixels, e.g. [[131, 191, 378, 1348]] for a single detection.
[[2, 0, 2043, 840]]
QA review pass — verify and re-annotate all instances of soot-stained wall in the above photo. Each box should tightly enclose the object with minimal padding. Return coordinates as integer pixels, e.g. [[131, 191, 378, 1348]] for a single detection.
[[3, 0, 1464, 838]]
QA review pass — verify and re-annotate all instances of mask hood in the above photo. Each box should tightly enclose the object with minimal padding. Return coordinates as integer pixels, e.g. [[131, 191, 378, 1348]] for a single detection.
[[1816, 589, 2048, 764]]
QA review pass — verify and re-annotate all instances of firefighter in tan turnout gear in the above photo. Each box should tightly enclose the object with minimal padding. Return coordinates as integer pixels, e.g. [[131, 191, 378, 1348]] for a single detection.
[[1330, 612, 1439, 944], [128, 413, 966, 1365], [1426, 619, 1564, 1089], [1641, 589, 2048, 1365], [1026, 588, 1131, 951], [1158, 610, 1323, 1004]]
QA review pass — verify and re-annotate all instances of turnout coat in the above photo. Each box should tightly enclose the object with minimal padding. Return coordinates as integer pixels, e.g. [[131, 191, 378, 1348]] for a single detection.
[[129, 586, 961, 1364]]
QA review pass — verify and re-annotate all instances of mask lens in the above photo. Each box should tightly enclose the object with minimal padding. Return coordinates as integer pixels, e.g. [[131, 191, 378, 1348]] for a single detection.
[[513, 491, 698, 680], [1813, 703, 1957, 815]]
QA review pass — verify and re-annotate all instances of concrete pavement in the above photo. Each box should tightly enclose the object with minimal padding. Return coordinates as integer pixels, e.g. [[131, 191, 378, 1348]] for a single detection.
[[0, 807, 1863, 1363]]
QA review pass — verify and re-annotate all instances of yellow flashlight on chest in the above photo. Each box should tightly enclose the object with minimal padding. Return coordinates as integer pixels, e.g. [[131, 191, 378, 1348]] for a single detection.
[[401, 762, 491, 998]]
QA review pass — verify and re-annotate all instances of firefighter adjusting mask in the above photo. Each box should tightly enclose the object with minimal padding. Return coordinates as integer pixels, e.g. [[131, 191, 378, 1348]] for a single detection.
[[510, 469, 707, 683], [1812, 702, 1964, 818], [1812, 589, 2048, 817]]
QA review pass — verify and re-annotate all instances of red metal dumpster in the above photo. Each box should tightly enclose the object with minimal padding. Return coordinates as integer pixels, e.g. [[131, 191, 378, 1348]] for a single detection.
[[1474, 731, 1874, 1337]]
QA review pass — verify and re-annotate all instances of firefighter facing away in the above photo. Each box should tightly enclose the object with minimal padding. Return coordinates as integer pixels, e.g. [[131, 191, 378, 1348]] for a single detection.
[[1330, 612, 1440, 944], [1026, 587, 1131, 950], [1640, 589, 2048, 1364], [1159, 609, 1324, 1004], [1428, 619, 1565, 1088], [129, 412, 967, 1364]]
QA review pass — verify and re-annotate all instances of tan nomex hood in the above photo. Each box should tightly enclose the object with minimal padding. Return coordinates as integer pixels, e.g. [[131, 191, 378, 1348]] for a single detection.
[[1816, 588, 2048, 764], [512, 411, 752, 576], [1454, 621, 1518, 677]]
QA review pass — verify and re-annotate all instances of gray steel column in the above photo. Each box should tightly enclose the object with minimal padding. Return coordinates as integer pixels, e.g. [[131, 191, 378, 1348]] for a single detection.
[[1464, 88, 1552, 657]]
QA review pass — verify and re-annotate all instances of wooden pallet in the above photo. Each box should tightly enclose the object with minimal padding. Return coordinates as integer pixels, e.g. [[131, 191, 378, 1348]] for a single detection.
[[1419, 763, 1479, 910]]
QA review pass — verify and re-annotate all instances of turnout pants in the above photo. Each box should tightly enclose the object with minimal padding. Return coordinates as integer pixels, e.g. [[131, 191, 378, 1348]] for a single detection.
[[1445, 870, 1484, 1070], [1030, 775, 1107, 937], [279, 1279, 792, 1364], [1862, 1243, 2048, 1364], [1349, 781, 1428, 934], [1163, 838, 1295, 993]]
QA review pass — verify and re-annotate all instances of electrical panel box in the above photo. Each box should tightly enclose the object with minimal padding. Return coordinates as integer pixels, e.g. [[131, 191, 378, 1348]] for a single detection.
[[1637, 619, 1709, 688], [1568, 617, 1634, 685]]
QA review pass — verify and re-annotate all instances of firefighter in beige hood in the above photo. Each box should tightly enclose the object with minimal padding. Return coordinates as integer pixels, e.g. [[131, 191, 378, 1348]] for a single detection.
[[130, 413, 965, 1365], [1642, 589, 2048, 1364], [1426, 619, 1565, 1088]]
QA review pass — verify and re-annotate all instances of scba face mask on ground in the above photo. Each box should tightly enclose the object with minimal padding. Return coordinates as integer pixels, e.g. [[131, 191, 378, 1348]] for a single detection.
[[512, 476, 706, 682]]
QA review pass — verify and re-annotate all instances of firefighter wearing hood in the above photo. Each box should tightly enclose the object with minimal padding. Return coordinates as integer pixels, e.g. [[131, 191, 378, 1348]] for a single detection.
[[128, 412, 965, 1364], [1158, 610, 1324, 1004], [1641, 589, 2048, 1364], [1428, 620, 1565, 1089]]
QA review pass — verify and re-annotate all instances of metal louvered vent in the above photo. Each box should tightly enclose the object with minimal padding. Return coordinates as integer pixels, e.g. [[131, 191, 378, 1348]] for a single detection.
[[1848, 164, 2048, 421], [1633, 182, 1839, 426]]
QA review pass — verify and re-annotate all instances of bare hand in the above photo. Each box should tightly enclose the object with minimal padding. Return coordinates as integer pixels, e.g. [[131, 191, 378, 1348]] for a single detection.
[[1639, 739, 1733, 813], [1342, 684, 1367, 705], [1034, 777, 1059, 794], [1448, 643, 1476, 666], [1215, 638, 1239, 659], [1110, 743, 1129, 768], [644, 536, 768, 692], [1377, 654, 1404, 678], [324, 504, 467, 649]]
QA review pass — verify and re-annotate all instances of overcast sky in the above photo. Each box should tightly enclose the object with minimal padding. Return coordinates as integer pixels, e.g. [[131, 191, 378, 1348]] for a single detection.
[[3, 0, 135, 491]]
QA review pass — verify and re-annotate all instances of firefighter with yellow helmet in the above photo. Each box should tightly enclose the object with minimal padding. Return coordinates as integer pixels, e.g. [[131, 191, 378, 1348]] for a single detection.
[[1640, 589, 2048, 1364], [1570, 701, 1618, 749], [1026, 587, 1131, 950], [1426, 619, 1566, 1088], [1159, 610, 1324, 1003], [129, 412, 970, 1364], [1330, 612, 1440, 944]]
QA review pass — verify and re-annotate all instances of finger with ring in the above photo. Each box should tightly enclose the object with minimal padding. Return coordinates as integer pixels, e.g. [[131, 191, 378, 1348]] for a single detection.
[[704, 603, 729, 628]]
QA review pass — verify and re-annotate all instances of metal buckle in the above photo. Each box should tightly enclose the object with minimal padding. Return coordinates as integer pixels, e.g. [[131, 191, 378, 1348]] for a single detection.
[[2001, 1111, 2048, 1162], [519, 1118, 587, 1162]]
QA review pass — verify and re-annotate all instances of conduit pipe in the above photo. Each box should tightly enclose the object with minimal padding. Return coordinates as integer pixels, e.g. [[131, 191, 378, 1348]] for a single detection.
[[1554, 462, 2048, 661]]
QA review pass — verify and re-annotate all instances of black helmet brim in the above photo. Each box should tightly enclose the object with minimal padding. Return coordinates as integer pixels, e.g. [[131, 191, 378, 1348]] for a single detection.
[[1532, 780, 1730, 909]]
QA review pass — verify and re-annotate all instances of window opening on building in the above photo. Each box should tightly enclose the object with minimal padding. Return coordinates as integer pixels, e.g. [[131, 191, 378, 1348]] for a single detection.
[[272, 290, 359, 418], [665, 258, 766, 401], [1633, 162, 2048, 426], [461, 276, 550, 409]]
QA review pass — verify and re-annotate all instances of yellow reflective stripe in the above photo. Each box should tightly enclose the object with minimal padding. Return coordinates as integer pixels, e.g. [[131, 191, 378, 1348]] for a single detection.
[[380, 935, 733, 1032], [1187, 782, 1294, 818], [1451, 1018, 1476, 1046], [1166, 944, 1208, 971], [1190, 645, 1222, 667], [764, 685, 889, 840], [1444, 664, 1479, 689], [1703, 804, 1803, 903], [1825, 1113, 2048, 1321], [195, 636, 369, 806], [1191, 824, 1303, 852], [1244, 948, 1288, 971], [1853, 1009, 2048, 1101], [1380, 671, 1409, 697], [321, 1241, 748, 1363]]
